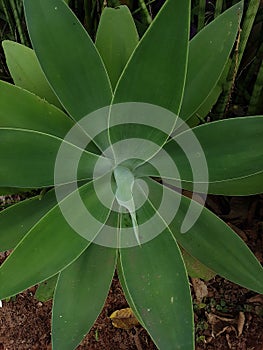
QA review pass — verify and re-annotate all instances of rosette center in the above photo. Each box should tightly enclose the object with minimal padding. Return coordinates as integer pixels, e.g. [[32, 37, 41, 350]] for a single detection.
[[114, 166, 140, 245]]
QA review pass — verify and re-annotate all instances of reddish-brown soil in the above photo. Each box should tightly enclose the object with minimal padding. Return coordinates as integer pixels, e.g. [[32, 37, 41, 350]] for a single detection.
[[0, 195, 262, 350]]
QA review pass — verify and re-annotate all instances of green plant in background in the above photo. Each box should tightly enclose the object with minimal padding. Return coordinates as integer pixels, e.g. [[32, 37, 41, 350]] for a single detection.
[[189, 0, 263, 123], [0, 0, 29, 45], [213, 0, 262, 117], [0, 1, 263, 350], [1, 0, 263, 114]]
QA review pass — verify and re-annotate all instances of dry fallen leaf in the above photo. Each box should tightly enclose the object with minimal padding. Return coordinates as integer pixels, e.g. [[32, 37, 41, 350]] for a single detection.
[[206, 312, 236, 337], [206, 310, 247, 339], [110, 308, 140, 330], [226, 333, 232, 349], [191, 278, 208, 303], [237, 312, 245, 337], [247, 294, 263, 304]]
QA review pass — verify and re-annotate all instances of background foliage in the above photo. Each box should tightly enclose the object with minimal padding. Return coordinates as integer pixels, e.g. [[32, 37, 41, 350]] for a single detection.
[[0, 0, 262, 118]]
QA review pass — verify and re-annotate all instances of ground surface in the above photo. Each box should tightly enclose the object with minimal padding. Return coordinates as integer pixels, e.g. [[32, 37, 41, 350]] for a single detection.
[[0, 194, 262, 349]]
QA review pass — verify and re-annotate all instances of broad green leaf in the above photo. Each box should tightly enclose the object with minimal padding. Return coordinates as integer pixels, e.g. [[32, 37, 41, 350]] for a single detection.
[[2, 40, 61, 108], [0, 128, 109, 187], [204, 172, 263, 196], [108, 0, 190, 166], [113, 0, 190, 117], [120, 230, 194, 350], [0, 75, 104, 158], [0, 209, 87, 299], [95, 6, 139, 90], [192, 83, 222, 122], [35, 275, 58, 302], [117, 259, 145, 327], [0, 80, 73, 138], [135, 116, 263, 195], [24, 0, 112, 120], [0, 85, 112, 188], [143, 178, 263, 293], [0, 190, 57, 251], [52, 244, 116, 350], [191, 60, 231, 122], [0, 177, 114, 299], [179, 2, 243, 121], [176, 116, 263, 194]]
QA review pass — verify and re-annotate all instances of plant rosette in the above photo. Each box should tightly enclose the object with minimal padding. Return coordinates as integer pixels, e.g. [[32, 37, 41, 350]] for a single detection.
[[0, 1, 262, 349]]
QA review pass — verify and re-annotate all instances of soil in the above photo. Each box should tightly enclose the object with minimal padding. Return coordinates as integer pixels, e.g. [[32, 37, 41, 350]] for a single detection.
[[0, 194, 262, 350]]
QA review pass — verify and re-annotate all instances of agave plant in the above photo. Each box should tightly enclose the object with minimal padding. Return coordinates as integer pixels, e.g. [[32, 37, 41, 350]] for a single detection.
[[0, 0, 262, 349]]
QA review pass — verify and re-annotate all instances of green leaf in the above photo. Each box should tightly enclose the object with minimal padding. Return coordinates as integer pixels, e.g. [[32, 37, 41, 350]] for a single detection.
[[24, 0, 112, 120], [0, 177, 114, 299], [35, 275, 58, 302], [178, 116, 263, 195], [0, 190, 57, 251], [2, 40, 61, 108], [144, 178, 263, 293], [192, 60, 231, 122], [95, 6, 139, 90], [113, 0, 190, 116], [0, 128, 106, 187], [205, 172, 263, 195], [117, 258, 145, 327], [179, 2, 243, 121], [0, 84, 112, 188], [135, 116, 263, 195], [0, 80, 73, 138], [0, 210, 86, 299], [120, 230, 194, 350], [108, 0, 190, 166], [192, 83, 222, 122], [52, 244, 116, 350]]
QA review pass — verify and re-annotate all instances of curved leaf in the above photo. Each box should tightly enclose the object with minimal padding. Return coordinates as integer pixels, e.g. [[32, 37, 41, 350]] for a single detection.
[[2, 40, 61, 108], [120, 229, 194, 350], [24, 0, 112, 120], [179, 1, 243, 121], [113, 0, 190, 116], [52, 244, 116, 350], [191, 60, 231, 123], [108, 0, 190, 168], [143, 178, 263, 293], [204, 172, 263, 195], [117, 259, 145, 327], [175, 116, 263, 194], [0, 128, 106, 187], [95, 6, 139, 90], [0, 80, 107, 159], [135, 116, 263, 195], [0, 177, 113, 299], [0, 190, 57, 251], [0, 80, 72, 138], [0, 209, 87, 299]]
